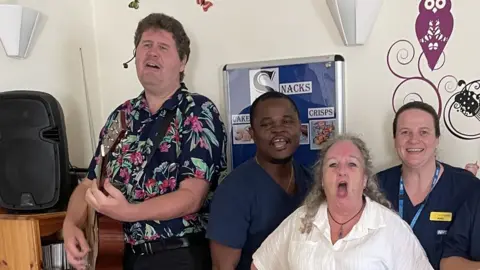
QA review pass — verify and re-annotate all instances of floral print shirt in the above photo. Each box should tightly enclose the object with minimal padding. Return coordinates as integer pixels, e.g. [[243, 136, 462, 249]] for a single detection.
[[87, 83, 228, 245]]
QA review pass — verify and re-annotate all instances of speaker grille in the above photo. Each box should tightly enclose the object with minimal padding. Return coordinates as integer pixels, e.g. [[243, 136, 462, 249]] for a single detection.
[[0, 91, 72, 211], [0, 99, 50, 128], [0, 138, 58, 207]]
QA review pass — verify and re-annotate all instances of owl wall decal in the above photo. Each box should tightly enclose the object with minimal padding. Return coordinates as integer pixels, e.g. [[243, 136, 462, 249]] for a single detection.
[[415, 0, 454, 71]]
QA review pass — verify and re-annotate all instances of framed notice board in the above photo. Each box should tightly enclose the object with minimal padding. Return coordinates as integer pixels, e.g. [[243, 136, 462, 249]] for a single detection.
[[223, 55, 346, 172]]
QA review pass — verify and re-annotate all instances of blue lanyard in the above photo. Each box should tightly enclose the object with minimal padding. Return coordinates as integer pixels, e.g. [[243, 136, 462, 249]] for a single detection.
[[399, 162, 441, 229]]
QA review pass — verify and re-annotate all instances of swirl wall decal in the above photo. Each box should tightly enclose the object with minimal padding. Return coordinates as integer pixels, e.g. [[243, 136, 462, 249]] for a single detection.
[[387, 40, 480, 140], [386, 39, 458, 117], [444, 79, 480, 140]]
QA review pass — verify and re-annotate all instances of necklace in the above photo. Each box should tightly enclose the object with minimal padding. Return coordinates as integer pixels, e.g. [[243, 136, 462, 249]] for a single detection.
[[255, 156, 294, 193], [327, 199, 366, 239]]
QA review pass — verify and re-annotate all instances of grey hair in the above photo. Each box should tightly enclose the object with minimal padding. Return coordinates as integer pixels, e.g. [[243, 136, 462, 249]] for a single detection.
[[300, 133, 392, 234]]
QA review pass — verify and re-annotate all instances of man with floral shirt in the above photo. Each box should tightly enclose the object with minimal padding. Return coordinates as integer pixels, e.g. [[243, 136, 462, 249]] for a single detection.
[[62, 13, 227, 270]]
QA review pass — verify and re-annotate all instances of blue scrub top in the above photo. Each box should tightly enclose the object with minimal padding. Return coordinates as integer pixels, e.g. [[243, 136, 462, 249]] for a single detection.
[[442, 176, 480, 262], [206, 158, 314, 270], [376, 162, 480, 270]]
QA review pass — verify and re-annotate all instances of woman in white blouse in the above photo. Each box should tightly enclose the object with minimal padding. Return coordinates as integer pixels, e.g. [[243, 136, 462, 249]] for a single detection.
[[251, 134, 433, 270]]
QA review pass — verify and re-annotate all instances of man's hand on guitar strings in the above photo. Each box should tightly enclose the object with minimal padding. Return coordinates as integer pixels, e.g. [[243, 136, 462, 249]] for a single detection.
[[85, 179, 136, 222], [63, 219, 90, 270]]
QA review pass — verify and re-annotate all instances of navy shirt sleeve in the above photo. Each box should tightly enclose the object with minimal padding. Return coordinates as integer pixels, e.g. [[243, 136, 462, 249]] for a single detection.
[[206, 174, 251, 249], [442, 183, 480, 260], [177, 96, 227, 185]]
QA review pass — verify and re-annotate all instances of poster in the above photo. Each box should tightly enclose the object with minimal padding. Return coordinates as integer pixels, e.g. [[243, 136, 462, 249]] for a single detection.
[[223, 55, 346, 171]]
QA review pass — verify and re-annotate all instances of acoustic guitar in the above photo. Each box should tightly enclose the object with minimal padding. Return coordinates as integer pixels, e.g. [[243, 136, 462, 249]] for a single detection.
[[85, 111, 127, 270]]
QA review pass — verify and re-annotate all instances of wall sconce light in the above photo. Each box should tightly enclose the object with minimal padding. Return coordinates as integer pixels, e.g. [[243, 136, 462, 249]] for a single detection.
[[0, 4, 41, 59], [327, 0, 384, 46]]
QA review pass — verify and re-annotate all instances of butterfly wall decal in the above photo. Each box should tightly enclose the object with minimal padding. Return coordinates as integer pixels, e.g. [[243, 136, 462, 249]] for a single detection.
[[127, 0, 214, 12]]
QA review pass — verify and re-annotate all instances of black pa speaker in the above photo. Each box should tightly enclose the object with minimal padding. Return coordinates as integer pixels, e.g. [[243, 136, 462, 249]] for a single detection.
[[0, 90, 73, 213]]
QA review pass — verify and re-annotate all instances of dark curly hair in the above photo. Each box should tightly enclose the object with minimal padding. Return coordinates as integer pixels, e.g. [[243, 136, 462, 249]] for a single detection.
[[134, 13, 191, 82]]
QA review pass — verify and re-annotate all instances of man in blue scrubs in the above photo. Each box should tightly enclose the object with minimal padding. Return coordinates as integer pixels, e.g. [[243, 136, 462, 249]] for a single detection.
[[206, 91, 313, 270], [376, 101, 480, 270], [440, 185, 480, 269]]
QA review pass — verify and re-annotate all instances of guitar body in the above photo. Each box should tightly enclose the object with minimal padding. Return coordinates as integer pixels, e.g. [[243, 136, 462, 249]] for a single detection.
[[94, 215, 125, 269], [85, 111, 128, 270], [86, 207, 125, 269]]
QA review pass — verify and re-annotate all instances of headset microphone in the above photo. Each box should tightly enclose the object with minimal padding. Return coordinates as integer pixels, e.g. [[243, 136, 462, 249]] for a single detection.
[[122, 49, 136, 69]]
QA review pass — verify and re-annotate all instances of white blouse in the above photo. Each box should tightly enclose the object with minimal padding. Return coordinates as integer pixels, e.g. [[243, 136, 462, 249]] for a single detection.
[[252, 197, 433, 270]]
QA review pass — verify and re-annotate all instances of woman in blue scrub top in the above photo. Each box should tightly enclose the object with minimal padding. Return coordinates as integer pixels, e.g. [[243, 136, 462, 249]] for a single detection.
[[376, 101, 480, 270]]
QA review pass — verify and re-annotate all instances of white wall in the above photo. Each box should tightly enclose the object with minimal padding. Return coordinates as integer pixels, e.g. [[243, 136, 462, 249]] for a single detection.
[[1, 0, 479, 171], [0, 0, 102, 167], [93, 0, 480, 171]]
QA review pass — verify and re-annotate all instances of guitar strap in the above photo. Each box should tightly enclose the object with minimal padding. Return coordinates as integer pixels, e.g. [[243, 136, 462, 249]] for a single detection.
[[147, 109, 176, 165], [132, 109, 176, 185]]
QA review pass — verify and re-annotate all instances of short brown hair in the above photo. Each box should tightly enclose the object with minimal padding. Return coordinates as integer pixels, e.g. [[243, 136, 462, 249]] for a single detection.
[[134, 13, 191, 82], [393, 101, 440, 138]]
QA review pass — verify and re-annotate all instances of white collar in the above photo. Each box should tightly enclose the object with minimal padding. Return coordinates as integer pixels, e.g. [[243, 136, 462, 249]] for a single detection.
[[312, 196, 387, 241]]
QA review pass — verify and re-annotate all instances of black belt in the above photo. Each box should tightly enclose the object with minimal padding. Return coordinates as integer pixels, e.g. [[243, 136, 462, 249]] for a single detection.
[[130, 233, 207, 255]]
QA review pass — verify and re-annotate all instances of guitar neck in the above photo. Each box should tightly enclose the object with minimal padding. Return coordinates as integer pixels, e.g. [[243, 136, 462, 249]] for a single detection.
[[98, 154, 110, 195], [98, 129, 127, 193]]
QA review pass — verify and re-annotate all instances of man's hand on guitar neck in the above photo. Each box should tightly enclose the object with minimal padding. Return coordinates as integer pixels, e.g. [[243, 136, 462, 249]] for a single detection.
[[85, 178, 136, 222]]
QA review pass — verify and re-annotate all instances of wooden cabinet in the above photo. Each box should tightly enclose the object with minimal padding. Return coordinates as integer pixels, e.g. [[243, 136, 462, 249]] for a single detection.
[[0, 210, 66, 270]]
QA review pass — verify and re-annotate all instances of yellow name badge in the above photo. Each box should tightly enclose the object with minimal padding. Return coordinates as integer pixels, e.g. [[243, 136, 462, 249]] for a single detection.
[[430, 212, 453, 222]]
